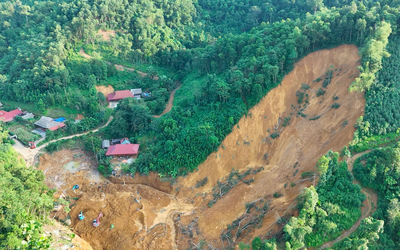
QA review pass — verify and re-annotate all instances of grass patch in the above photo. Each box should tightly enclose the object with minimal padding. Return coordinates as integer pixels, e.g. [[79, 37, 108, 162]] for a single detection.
[[1, 100, 41, 115], [174, 72, 206, 107], [46, 106, 80, 120], [350, 132, 400, 153]]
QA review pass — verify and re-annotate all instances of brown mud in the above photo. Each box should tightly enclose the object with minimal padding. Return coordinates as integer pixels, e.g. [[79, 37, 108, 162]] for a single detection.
[[38, 45, 365, 249], [173, 44, 365, 248]]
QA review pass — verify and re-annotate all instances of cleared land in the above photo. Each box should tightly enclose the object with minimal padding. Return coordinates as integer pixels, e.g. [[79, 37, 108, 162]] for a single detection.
[[38, 45, 365, 249]]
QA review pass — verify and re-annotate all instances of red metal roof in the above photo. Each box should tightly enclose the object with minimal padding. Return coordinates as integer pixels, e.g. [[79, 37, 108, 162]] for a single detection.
[[0, 109, 22, 122], [107, 90, 134, 101], [106, 144, 140, 156], [48, 123, 66, 131]]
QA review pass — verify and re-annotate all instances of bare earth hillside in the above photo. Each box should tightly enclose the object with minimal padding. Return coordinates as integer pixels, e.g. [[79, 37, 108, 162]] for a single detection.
[[38, 45, 364, 249]]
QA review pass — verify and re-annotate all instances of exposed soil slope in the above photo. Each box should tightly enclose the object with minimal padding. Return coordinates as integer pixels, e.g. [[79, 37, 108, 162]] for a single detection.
[[95, 85, 115, 97], [173, 44, 365, 248], [97, 30, 115, 41], [37, 45, 365, 249]]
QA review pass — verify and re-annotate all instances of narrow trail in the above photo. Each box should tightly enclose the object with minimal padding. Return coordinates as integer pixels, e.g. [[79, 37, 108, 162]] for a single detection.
[[79, 49, 158, 80], [318, 150, 378, 249], [12, 116, 113, 167], [153, 85, 182, 118]]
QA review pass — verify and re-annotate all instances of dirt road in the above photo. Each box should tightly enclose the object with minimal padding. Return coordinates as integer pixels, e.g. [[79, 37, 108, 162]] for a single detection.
[[153, 85, 182, 118], [13, 116, 113, 167], [318, 150, 377, 249]]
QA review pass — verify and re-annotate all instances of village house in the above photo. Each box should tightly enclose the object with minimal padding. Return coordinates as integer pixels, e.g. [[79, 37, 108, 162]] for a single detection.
[[107, 90, 134, 102], [34, 116, 66, 131], [0, 108, 22, 122], [105, 143, 140, 156], [107, 90, 134, 108], [130, 88, 142, 99]]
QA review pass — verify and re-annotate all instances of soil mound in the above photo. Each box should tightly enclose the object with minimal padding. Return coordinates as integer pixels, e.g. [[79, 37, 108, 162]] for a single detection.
[[95, 85, 115, 97], [97, 30, 116, 41]]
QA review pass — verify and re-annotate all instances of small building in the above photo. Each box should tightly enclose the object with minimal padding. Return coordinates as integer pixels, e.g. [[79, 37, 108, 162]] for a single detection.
[[21, 112, 34, 120], [0, 108, 22, 122], [131, 88, 142, 99], [102, 140, 110, 149], [107, 90, 134, 102], [32, 129, 47, 138], [106, 144, 140, 156], [34, 116, 65, 131], [111, 138, 123, 145]]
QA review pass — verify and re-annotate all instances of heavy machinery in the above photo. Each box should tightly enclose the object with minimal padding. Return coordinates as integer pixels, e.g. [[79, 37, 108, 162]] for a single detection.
[[28, 141, 36, 149], [93, 212, 103, 227]]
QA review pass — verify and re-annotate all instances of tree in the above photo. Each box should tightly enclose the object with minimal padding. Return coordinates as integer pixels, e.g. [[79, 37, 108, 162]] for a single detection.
[[316, 155, 329, 175], [37, 99, 46, 113], [306, 0, 324, 14], [251, 237, 263, 250]]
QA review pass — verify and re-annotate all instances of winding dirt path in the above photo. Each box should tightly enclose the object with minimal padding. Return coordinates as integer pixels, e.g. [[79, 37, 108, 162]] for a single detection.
[[153, 85, 182, 118], [79, 49, 158, 80], [12, 116, 113, 167], [318, 150, 378, 249]]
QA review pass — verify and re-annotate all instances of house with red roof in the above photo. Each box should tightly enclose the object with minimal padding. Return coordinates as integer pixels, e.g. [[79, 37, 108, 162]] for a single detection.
[[107, 90, 134, 102], [106, 144, 140, 156], [0, 108, 22, 122]]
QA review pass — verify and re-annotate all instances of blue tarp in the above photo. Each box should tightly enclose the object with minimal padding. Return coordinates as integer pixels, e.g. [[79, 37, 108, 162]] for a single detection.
[[54, 117, 66, 122]]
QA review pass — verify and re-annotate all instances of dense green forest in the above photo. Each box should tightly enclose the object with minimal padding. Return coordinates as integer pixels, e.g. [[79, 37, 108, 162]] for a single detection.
[[0, 126, 53, 249], [4, 0, 400, 248]]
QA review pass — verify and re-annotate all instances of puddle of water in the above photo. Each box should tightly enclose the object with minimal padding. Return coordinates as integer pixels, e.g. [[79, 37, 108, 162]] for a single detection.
[[63, 161, 81, 173]]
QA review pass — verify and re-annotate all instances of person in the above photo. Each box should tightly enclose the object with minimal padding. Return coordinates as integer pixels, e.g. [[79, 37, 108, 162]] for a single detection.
[[72, 184, 79, 193], [78, 211, 85, 220], [110, 224, 114, 230]]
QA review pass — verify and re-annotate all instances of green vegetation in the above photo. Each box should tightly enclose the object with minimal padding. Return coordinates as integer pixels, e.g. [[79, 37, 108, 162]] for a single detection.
[[0, 127, 53, 249]]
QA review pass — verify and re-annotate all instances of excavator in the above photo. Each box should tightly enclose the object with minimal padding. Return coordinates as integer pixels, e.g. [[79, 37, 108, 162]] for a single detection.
[[93, 212, 103, 227]]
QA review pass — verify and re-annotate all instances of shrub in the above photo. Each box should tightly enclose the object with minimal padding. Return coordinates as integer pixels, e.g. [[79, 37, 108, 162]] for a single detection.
[[297, 92, 305, 104], [316, 88, 326, 97], [301, 83, 310, 91], [301, 171, 314, 178], [331, 102, 340, 109], [195, 177, 208, 188], [270, 132, 279, 139]]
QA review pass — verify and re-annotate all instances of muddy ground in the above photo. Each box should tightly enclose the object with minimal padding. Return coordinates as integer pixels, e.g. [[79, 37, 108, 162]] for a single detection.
[[38, 45, 364, 249]]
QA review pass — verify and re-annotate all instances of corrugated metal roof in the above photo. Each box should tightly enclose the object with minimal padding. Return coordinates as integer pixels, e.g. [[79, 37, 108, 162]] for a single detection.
[[102, 140, 110, 148], [34, 116, 65, 130], [131, 88, 142, 95]]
